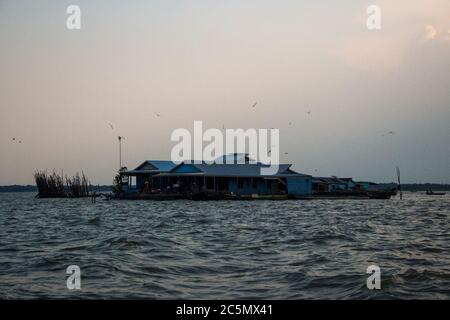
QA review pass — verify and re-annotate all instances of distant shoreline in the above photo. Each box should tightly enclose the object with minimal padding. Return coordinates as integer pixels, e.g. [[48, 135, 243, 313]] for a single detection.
[[0, 185, 113, 193], [1, 184, 450, 192]]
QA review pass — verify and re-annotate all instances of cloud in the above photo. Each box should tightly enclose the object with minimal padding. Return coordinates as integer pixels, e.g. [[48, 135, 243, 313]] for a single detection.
[[425, 25, 438, 39], [333, 35, 405, 72], [333, 1, 450, 71]]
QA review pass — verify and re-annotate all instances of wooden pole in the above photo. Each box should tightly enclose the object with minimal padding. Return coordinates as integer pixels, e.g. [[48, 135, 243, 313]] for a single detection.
[[118, 136, 125, 169]]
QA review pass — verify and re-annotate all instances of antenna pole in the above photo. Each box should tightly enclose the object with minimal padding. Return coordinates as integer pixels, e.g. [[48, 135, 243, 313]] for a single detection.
[[118, 136, 124, 169]]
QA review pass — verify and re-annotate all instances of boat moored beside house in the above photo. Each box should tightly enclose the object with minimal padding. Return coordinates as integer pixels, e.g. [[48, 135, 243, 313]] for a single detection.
[[312, 177, 397, 199]]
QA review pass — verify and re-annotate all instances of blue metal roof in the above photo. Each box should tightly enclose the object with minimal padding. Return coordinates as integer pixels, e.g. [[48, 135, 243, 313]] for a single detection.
[[126, 160, 178, 174], [125, 157, 312, 178], [144, 160, 178, 171], [214, 153, 256, 164], [313, 177, 349, 184], [160, 162, 311, 178]]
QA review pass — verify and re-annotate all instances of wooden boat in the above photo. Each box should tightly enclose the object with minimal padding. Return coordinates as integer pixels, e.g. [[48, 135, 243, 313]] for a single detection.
[[426, 190, 446, 195], [365, 191, 396, 199]]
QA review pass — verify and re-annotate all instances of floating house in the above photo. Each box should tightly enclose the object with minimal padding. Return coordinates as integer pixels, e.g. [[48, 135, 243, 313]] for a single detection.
[[116, 154, 397, 200], [120, 154, 312, 199]]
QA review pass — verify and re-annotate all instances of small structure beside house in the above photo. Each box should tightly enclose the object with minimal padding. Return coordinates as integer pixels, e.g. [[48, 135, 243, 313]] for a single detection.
[[123, 160, 178, 192], [311, 176, 397, 199], [312, 176, 353, 193]]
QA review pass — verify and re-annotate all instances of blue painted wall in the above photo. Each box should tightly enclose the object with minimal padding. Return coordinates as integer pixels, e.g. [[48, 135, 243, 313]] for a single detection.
[[227, 178, 271, 195], [256, 179, 268, 194], [228, 179, 238, 193], [136, 175, 145, 190], [287, 177, 312, 195]]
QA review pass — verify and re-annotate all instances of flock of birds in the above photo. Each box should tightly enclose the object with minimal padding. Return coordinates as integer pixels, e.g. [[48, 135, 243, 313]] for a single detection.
[[101, 102, 313, 158], [220, 101, 312, 132], [10, 102, 397, 151], [9, 101, 395, 164], [106, 112, 163, 142], [100, 101, 397, 158]]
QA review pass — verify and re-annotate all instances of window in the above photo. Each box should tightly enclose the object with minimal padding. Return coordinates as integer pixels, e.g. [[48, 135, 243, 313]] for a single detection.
[[129, 176, 137, 189]]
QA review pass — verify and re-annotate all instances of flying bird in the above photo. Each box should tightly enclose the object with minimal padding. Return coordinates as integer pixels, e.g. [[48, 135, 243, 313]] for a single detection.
[[12, 138, 15, 141], [382, 131, 395, 137], [251, 102, 257, 109], [108, 123, 114, 130], [155, 113, 161, 117], [306, 111, 311, 115]]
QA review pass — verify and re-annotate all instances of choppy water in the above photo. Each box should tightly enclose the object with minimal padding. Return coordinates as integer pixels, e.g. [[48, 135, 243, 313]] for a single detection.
[[0, 192, 449, 299]]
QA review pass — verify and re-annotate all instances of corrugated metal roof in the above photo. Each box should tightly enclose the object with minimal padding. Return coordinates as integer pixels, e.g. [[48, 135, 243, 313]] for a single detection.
[[145, 160, 178, 171], [160, 162, 311, 178], [126, 158, 312, 178], [313, 177, 348, 184], [214, 153, 256, 164], [125, 169, 163, 174], [126, 160, 178, 174]]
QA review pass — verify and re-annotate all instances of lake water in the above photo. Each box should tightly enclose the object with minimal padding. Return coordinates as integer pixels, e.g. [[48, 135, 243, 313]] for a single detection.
[[0, 192, 448, 299]]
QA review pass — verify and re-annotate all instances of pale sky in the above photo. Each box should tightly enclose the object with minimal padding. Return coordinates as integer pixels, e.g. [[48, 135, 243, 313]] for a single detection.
[[1, 0, 449, 184]]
